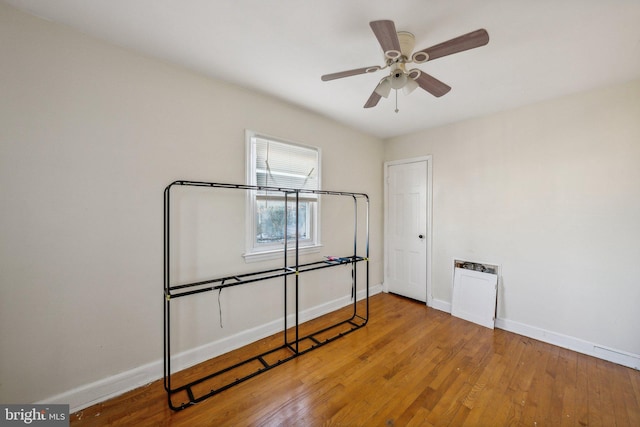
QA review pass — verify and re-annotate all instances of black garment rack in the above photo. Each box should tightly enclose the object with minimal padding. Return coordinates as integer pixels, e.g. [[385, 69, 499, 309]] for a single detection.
[[164, 181, 369, 411]]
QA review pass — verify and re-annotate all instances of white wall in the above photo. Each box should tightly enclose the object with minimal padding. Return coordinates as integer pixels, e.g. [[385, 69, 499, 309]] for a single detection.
[[0, 3, 384, 406], [385, 79, 640, 363]]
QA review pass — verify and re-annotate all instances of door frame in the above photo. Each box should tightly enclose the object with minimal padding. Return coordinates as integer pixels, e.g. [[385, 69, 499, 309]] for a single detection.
[[383, 156, 433, 306]]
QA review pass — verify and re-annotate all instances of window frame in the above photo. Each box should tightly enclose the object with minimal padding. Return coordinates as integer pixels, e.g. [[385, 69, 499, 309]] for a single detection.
[[244, 130, 322, 262]]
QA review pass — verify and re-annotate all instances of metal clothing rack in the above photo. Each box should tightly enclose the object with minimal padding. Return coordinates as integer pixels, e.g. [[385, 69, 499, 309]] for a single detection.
[[163, 180, 370, 411]]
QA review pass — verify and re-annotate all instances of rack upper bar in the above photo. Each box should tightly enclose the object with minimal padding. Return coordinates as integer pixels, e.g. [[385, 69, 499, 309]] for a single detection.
[[165, 180, 369, 199]]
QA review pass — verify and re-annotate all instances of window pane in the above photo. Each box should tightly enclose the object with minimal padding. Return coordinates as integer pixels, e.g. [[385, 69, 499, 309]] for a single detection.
[[254, 138, 318, 191], [256, 199, 311, 244], [247, 131, 320, 256]]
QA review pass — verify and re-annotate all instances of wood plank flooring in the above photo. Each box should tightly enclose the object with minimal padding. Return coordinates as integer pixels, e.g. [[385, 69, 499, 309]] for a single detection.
[[71, 293, 640, 426]]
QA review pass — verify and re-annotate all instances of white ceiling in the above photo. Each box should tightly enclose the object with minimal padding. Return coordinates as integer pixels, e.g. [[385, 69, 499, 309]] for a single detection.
[[5, 0, 640, 139]]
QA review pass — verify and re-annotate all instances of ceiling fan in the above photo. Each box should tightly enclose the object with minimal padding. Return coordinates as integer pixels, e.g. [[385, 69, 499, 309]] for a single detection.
[[321, 20, 489, 109]]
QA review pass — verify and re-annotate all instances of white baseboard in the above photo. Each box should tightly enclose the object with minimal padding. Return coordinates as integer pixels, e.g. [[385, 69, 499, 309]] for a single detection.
[[38, 283, 383, 413], [495, 317, 640, 370], [431, 298, 639, 370], [48, 284, 637, 413], [430, 298, 451, 313]]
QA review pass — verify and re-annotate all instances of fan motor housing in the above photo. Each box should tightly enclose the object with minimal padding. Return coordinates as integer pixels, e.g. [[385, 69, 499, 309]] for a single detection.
[[396, 31, 415, 59]]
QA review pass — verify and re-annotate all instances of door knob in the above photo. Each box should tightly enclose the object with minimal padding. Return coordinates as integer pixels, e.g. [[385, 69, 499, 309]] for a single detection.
[[418, 234, 424, 239]]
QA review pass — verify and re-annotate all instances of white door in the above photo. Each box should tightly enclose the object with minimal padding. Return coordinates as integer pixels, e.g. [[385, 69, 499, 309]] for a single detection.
[[385, 159, 429, 302]]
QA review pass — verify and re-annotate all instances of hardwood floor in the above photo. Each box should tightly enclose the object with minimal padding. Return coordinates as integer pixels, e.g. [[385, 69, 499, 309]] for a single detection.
[[71, 293, 640, 426]]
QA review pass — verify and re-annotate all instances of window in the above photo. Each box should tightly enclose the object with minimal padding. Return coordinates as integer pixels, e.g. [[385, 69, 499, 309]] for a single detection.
[[245, 131, 321, 261]]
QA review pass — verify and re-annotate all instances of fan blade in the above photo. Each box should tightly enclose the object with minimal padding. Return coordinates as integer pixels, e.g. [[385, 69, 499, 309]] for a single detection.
[[370, 20, 402, 59], [364, 91, 382, 108], [321, 66, 381, 81], [415, 72, 451, 97], [413, 29, 489, 62]]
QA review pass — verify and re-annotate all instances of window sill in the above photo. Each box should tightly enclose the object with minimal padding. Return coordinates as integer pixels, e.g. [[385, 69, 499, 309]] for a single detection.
[[243, 244, 323, 263]]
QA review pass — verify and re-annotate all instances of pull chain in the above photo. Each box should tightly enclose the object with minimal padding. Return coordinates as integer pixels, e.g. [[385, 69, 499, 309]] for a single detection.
[[395, 89, 399, 113]]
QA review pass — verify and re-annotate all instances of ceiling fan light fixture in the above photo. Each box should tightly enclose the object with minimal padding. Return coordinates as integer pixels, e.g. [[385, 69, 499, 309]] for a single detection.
[[389, 71, 407, 90], [403, 77, 419, 95], [374, 78, 392, 98]]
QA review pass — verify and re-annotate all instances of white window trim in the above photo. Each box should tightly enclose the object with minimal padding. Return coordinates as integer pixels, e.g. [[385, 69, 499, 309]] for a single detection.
[[243, 130, 322, 263]]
